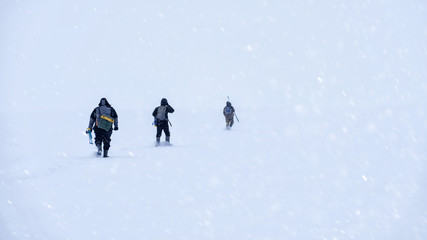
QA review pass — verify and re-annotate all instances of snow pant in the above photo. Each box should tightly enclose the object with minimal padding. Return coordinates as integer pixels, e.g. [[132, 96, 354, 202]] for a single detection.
[[225, 114, 234, 127], [94, 126, 112, 150], [156, 120, 170, 141]]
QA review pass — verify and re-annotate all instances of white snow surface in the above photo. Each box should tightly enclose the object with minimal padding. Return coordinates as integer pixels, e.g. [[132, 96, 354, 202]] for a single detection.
[[1, 1, 427, 239]]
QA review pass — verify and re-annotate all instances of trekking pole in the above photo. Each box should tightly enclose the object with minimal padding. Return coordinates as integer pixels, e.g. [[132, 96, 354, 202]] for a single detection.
[[168, 119, 173, 127], [228, 96, 239, 122], [234, 113, 240, 122]]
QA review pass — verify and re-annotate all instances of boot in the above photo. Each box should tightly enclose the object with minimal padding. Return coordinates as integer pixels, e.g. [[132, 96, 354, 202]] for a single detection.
[[103, 149, 109, 158], [165, 136, 171, 146], [97, 144, 102, 156], [156, 138, 160, 147]]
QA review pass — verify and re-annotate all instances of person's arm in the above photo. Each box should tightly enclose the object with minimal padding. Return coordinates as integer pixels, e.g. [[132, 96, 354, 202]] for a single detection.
[[88, 108, 97, 129], [111, 108, 119, 130], [167, 105, 175, 113]]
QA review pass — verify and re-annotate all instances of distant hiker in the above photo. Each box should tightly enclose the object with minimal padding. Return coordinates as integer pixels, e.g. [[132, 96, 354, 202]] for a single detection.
[[87, 98, 119, 157], [152, 98, 174, 146], [223, 101, 235, 130]]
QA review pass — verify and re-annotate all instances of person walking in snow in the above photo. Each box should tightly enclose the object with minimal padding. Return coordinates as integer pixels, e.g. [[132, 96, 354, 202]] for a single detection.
[[152, 98, 174, 146], [223, 101, 235, 130], [87, 98, 119, 157]]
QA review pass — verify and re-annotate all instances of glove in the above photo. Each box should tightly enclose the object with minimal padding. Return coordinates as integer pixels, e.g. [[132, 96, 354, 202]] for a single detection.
[[114, 126, 119, 131], [86, 128, 92, 134]]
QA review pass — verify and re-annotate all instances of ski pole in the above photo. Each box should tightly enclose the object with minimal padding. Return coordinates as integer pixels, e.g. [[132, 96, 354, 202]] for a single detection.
[[168, 119, 173, 127], [227, 96, 239, 122]]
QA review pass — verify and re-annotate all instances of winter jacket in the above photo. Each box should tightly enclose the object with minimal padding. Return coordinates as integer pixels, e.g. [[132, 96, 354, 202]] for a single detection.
[[88, 98, 119, 131], [152, 98, 174, 121], [223, 102, 235, 116]]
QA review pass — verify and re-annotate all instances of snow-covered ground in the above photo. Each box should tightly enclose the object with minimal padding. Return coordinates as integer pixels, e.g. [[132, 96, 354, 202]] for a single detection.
[[1, 1, 426, 239]]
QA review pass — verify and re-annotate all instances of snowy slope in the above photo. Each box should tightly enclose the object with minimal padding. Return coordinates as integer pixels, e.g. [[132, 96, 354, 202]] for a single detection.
[[1, 1, 427, 240]]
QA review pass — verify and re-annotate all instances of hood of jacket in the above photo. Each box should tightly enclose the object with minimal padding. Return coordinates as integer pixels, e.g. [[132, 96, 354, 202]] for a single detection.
[[99, 98, 111, 107], [161, 98, 168, 106]]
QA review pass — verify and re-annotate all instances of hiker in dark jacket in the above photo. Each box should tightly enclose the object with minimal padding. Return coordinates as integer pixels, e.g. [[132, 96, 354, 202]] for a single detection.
[[87, 98, 119, 157], [152, 98, 174, 146], [223, 101, 235, 130]]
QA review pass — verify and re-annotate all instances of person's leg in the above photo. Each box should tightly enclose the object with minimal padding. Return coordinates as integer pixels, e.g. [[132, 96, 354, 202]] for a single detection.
[[102, 130, 112, 157], [156, 124, 163, 144], [164, 124, 171, 144], [94, 127, 103, 155], [225, 115, 233, 129]]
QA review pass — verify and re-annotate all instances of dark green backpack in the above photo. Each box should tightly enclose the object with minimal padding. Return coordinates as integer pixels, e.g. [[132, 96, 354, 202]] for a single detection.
[[98, 115, 114, 131]]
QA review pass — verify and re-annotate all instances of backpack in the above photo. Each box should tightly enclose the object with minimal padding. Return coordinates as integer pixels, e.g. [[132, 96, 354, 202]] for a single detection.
[[98, 115, 114, 131], [224, 106, 233, 115], [156, 106, 167, 121], [96, 107, 115, 131]]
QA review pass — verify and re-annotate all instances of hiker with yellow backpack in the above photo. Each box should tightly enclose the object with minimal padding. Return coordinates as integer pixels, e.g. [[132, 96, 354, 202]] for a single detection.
[[86, 98, 119, 157]]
